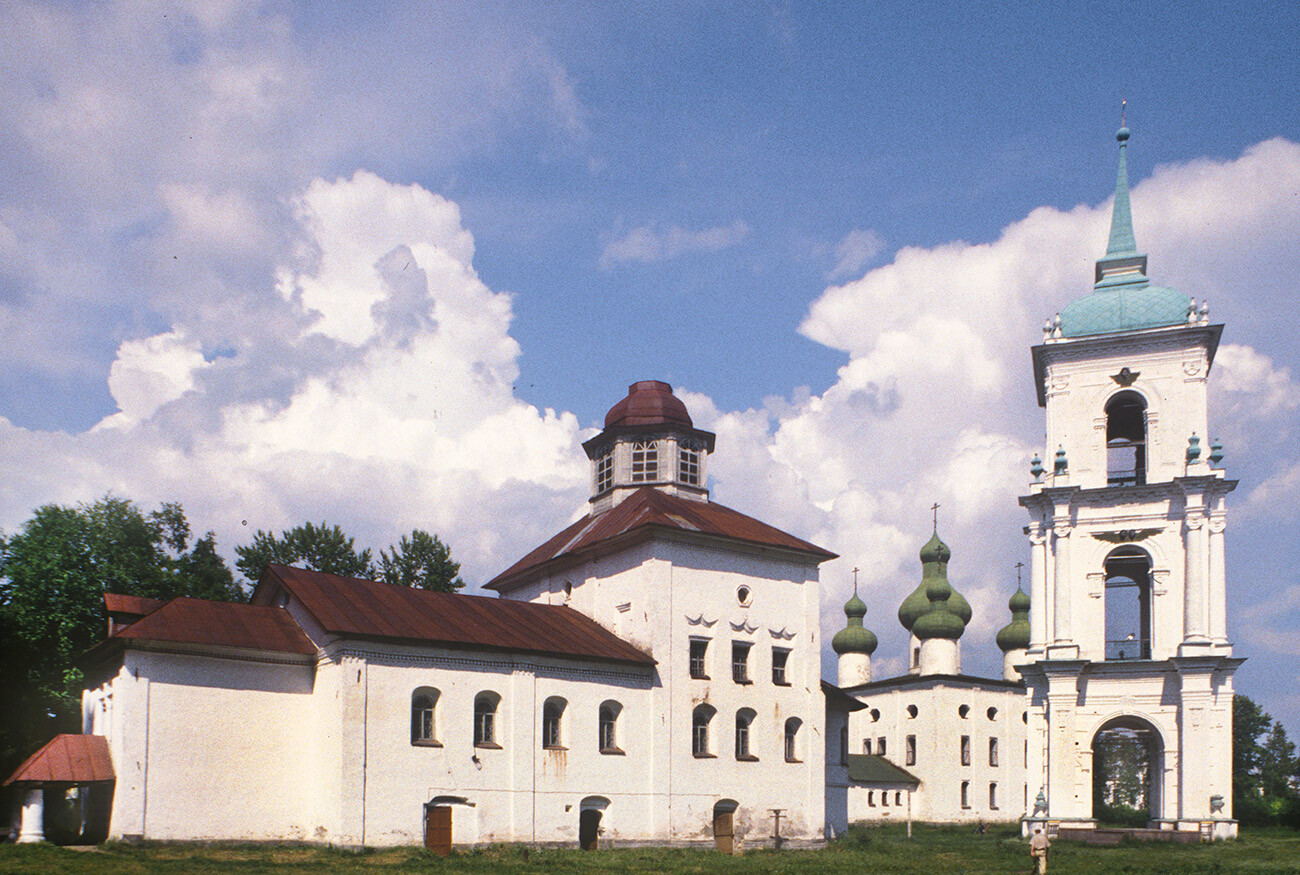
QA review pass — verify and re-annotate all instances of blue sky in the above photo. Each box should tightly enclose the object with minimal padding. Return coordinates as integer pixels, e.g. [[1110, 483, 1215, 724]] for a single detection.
[[3, 2, 1300, 730]]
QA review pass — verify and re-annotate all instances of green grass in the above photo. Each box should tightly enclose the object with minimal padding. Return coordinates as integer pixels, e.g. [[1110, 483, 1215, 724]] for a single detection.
[[2, 825, 1300, 874]]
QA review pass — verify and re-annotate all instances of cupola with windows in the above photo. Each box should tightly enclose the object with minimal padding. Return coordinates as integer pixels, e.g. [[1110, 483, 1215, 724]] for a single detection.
[[581, 381, 717, 514]]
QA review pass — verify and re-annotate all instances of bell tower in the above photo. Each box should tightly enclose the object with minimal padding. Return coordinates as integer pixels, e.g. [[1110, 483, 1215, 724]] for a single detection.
[[1018, 125, 1243, 838]]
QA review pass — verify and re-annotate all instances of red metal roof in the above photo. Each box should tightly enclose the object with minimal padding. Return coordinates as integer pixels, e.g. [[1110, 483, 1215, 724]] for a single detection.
[[103, 593, 166, 618], [5, 734, 114, 786], [488, 487, 837, 592], [113, 597, 317, 655], [255, 565, 655, 666], [604, 380, 693, 428]]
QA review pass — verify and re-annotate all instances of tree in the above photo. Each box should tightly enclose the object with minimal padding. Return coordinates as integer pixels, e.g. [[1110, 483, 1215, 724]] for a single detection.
[[1260, 722, 1300, 800], [0, 496, 239, 776], [235, 521, 374, 583], [377, 529, 464, 592], [1234, 695, 1272, 801]]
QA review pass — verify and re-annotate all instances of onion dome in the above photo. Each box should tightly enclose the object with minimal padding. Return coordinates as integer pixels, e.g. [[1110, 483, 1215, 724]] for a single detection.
[[912, 576, 966, 640], [604, 380, 693, 428], [899, 530, 971, 632], [996, 587, 1032, 652], [832, 590, 878, 655]]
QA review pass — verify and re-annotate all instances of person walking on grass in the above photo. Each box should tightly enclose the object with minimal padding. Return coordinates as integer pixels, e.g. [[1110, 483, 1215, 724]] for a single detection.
[[1029, 826, 1050, 874]]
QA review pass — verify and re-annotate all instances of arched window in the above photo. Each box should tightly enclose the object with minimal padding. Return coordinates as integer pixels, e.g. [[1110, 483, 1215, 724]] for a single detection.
[[631, 441, 658, 482], [1106, 391, 1147, 486], [599, 701, 622, 753], [784, 718, 802, 762], [735, 709, 757, 760], [692, 705, 715, 757], [474, 692, 500, 747], [411, 688, 439, 745], [542, 697, 566, 749], [1104, 546, 1153, 660]]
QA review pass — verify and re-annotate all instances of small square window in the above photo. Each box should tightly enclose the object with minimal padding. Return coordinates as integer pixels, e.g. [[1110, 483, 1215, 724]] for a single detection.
[[732, 642, 751, 684], [772, 648, 790, 685], [689, 638, 709, 679]]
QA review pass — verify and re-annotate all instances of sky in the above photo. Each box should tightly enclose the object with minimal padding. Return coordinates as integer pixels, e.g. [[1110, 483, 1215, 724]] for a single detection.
[[3, 1, 1300, 730]]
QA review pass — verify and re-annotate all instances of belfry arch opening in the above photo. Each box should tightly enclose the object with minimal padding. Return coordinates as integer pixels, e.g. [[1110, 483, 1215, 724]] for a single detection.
[[1105, 391, 1147, 486], [1104, 547, 1152, 660], [1091, 716, 1163, 826]]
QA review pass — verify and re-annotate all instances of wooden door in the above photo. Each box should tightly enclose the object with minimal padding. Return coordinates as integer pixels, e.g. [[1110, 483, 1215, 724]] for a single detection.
[[424, 805, 451, 855], [579, 809, 601, 850], [713, 810, 734, 854]]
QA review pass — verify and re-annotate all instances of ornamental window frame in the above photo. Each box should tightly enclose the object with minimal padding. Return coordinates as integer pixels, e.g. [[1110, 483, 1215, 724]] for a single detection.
[[631, 440, 659, 483], [595, 445, 614, 493], [678, 439, 701, 485]]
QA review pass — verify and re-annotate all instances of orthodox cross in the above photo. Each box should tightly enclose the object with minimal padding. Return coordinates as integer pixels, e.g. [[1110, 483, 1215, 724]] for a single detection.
[[1015, 561, 1024, 588], [931, 502, 940, 532], [851, 566, 860, 595]]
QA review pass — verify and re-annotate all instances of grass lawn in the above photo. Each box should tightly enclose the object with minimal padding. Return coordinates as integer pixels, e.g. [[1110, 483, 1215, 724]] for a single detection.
[[2, 824, 1299, 874]]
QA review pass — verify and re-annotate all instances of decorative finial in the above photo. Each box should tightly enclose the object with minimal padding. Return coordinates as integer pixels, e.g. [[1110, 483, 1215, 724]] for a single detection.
[[931, 502, 940, 533], [1209, 439, 1224, 468], [1054, 445, 1068, 475], [1187, 433, 1202, 464], [1030, 453, 1044, 482], [1121, 99, 1126, 127]]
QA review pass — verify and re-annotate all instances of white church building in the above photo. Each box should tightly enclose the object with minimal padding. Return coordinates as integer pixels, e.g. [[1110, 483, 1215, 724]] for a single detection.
[[6, 126, 1242, 847]]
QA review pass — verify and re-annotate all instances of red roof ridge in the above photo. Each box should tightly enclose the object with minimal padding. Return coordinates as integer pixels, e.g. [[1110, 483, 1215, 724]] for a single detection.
[[487, 487, 835, 591]]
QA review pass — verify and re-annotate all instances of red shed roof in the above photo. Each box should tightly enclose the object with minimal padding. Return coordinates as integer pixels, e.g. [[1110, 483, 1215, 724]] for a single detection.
[[103, 593, 166, 618], [5, 734, 114, 786], [111, 596, 317, 655], [488, 487, 836, 592], [255, 565, 655, 666]]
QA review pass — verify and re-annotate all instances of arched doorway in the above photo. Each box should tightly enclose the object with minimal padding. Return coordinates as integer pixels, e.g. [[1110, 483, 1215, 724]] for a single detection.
[[578, 796, 609, 850], [1091, 716, 1163, 826], [713, 799, 738, 854]]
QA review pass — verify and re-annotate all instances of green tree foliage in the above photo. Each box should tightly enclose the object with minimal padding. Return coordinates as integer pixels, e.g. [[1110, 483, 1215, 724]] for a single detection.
[[234, 521, 374, 582], [377, 529, 464, 592], [0, 496, 240, 775], [1233, 694, 1300, 827]]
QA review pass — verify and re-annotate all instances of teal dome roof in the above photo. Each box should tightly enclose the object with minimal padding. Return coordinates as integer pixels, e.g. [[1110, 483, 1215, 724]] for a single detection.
[[1056, 125, 1192, 339], [996, 586, 1032, 652], [833, 590, 877, 655], [1058, 283, 1190, 338]]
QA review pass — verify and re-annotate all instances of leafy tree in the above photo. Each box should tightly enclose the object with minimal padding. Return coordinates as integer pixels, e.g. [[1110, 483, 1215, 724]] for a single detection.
[[377, 529, 464, 592], [1260, 722, 1299, 799], [235, 521, 374, 582], [1235, 695, 1272, 801], [0, 496, 239, 776]]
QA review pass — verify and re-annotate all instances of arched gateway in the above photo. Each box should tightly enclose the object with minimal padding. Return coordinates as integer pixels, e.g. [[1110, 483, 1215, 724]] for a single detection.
[[1091, 716, 1163, 825]]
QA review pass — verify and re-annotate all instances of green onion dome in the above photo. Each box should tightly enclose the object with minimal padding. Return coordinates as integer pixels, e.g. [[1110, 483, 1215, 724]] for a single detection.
[[912, 576, 967, 640], [996, 587, 1032, 652], [900, 531, 971, 630], [832, 591, 878, 655]]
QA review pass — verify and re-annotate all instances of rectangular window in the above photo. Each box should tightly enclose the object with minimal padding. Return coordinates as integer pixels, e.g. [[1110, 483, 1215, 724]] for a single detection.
[[868, 790, 875, 807], [877, 736, 886, 757], [961, 735, 971, 766], [863, 738, 872, 755], [961, 780, 970, 809], [689, 638, 709, 679], [990, 782, 999, 810], [679, 442, 700, 485], [732, 641, 751, 683], [596, 447, 613, 493], [989, 737, 999, 767], [905, 734, 916, 766], [772, 648, 790, 685], [631, 441, 658, 482], [882, 790, 889, 807]]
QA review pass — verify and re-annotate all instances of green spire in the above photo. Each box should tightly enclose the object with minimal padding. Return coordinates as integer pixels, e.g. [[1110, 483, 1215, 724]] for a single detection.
[[1105, 126, 1138, 258], [996, 586, 1032, 652], [833, 587, 878, 655]]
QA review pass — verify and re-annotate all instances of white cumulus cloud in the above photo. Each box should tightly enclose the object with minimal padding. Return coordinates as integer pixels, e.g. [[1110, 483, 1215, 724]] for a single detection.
[[599, 220, 750, 269]]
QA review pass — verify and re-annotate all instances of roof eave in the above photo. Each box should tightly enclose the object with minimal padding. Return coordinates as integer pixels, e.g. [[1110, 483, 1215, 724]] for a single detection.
[[324, 631, 656, 667]]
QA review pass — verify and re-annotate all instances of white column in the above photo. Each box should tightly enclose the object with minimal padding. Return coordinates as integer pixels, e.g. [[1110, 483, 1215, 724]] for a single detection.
[[1052, 525, 1072, 645], [1208, 517, 1228, 646], [838, 653, 871, 687], [1029, 525, 1049, 653], [919, 638, 958, 675], [18, 788, 44, 843], [1183, 512, 1209, 645]]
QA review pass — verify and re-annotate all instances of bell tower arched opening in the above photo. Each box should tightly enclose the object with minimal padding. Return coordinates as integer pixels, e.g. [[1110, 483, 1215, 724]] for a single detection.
[[1103, 547, 1152, 661], [1091, 716, 1163, 826], [1105, 391, 1147, 486]]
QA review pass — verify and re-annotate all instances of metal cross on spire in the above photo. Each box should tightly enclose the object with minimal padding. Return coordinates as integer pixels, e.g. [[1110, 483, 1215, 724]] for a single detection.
[[931, 502, 940, 532], [1015, 561, 1024, 588], [851, 566, 860, 595], [1121, 98, 1127, 127]]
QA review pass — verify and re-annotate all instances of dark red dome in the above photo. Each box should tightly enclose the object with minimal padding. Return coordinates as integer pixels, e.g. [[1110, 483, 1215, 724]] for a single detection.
[[604, 381, 694, 428]]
